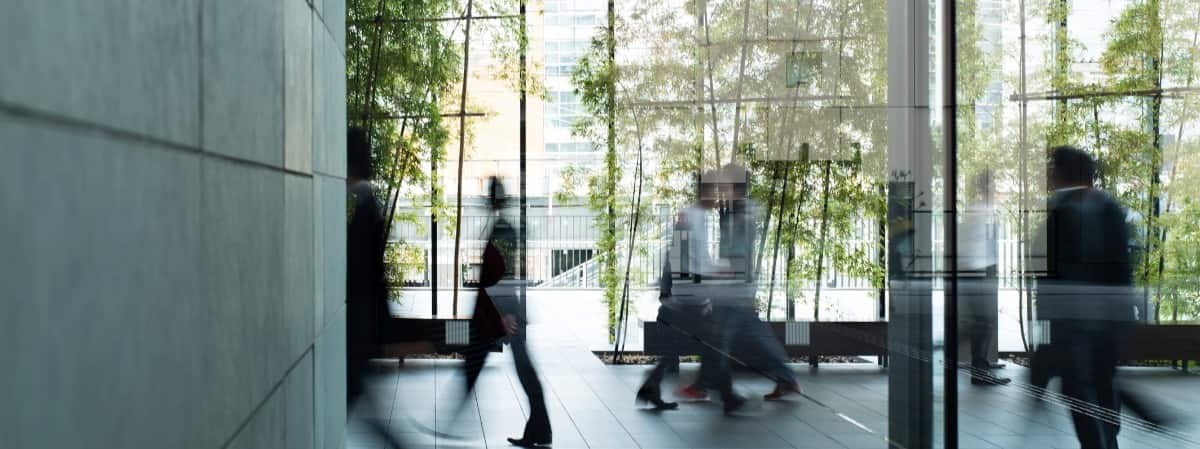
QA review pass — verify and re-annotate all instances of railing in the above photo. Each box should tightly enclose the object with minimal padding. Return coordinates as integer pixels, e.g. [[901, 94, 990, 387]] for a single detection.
[[387, 211, 1055, 292]]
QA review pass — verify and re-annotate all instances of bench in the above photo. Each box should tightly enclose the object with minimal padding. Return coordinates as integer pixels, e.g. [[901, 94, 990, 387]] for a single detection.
[[643, 320, 888, 366], [378, 318, 502, 361]]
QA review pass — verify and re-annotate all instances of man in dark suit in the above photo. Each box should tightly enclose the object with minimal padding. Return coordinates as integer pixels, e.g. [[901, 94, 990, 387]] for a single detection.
[[1033, 146, 1137, 449], [345, 127, 408, 449]]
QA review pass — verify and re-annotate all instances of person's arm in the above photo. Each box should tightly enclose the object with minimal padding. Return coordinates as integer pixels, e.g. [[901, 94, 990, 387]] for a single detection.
[[482, 224, 520, 317], [660, 257, 672, 299]]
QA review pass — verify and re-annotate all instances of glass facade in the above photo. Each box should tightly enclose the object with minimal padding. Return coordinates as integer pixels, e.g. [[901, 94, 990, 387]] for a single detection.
[[361, 1, 1200, 447]]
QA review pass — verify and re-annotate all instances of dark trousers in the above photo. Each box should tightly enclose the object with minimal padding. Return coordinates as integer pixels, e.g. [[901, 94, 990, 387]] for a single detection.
[[968, 321, 995, 377], [347, 316, 407, 448], [642, 304, 708, 395], [708, 305, 797, 397], [462, 327, 551, 441], [959, 269, 998, 379], [1053, 321, 1122, 449]]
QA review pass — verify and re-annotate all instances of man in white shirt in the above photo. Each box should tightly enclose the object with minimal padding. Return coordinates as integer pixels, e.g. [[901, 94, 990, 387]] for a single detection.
[[957, 170, 1010, 386]]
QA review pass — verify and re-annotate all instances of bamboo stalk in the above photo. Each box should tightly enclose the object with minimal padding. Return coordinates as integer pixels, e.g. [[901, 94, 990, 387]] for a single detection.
[[450, 0, 475, 317]]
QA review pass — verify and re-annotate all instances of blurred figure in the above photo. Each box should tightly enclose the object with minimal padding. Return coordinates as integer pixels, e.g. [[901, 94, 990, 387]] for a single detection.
[[458, 177, 552, 447], [345, 127, 409, 449], [957, 170, 1010, 386], [666, 165, 801, 412], [706, 163, 800, 403], [635, 175, 722, 410], [1031, 146, 1139, 449]]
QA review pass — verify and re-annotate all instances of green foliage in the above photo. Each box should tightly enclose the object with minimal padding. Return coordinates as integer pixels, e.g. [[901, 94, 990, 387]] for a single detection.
[[349, 1, 542, 302], [571, 24, 622, 339], [347, 0, 460, 227], [566, 0, 894, 325], [1023, 0, 1200, 321], [384, 242, 428, 293]]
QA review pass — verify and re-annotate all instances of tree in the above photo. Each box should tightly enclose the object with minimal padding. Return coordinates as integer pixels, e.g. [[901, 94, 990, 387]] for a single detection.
[[569, 0, 893, 335], [348, 0, 540, 309], [347, 0, 459, 293]]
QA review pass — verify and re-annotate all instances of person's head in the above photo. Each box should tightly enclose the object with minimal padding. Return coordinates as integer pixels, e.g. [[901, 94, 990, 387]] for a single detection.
[[1048, 145, 1096, 190], [486, 176, 507, 211], [347, 127, 372, 181], [718, 163, 750, 201], [698, 169, 721, 208]]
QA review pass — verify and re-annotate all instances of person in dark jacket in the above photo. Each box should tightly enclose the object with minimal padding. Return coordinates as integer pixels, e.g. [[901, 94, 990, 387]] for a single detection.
[[457, 177, 552, 447], [1031, 146, 1139, 449], [345, 127, 408, 448]]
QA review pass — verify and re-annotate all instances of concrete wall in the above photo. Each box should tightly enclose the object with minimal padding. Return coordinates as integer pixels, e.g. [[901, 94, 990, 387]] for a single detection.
[[0, 1, 347, 448]]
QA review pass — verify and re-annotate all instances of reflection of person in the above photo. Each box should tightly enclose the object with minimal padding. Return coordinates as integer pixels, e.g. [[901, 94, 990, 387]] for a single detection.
[[345, 127, 408, 449], [461, 177, 551, 448], [635, 178, 721, 410], [669, 165, 800, 412], [957, 170, 1010, 386], [706, 164, 800, 403], [1032, 146, 1136, 449]]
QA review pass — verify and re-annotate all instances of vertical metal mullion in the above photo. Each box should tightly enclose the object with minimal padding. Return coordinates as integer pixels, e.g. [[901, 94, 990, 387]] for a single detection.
[[943, 0, 960, 446], [519, 0, 528, 315]]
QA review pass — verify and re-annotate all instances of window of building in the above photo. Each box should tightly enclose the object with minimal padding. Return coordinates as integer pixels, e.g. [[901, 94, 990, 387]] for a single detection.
[[551, 249, 594, 277], [544, 142, 596, 153], [544, 90, 585, 129]]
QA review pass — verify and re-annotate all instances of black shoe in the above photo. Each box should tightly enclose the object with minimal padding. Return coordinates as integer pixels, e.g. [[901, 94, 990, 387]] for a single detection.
[[507, 437, 552, 447], [722, 394, 748, 415], [637, 387, 679, 410], [971, 376, 1011, 386]]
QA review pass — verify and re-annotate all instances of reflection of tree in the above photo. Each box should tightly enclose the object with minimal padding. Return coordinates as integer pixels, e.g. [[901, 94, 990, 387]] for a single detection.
[[570, 0, 890, 332], [1016, 0, 1200, 323]]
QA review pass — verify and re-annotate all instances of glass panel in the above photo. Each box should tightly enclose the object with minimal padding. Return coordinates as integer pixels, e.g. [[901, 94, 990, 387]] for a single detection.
[[954, 1, 1200, 448]]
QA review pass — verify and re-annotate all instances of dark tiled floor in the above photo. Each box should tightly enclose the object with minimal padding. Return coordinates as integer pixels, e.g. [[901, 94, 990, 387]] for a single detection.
[[348, 322, 1200, 449]]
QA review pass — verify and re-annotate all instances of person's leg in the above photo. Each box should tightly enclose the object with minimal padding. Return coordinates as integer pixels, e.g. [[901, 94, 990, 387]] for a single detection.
[[347, 350, 408, 449], [684, 305, 720, 395], [757, 321, 796, 386], [969, 319, 991, 381], [361, 368, 412, 449], [453, 339, 490, 420], [642, 355, 675, 392], [711, 307, 753, 411], [638, 354, 680, 409], [1094, 333, 1122, 448], [1031, 321, 1067, 402], [642, 305, 680, 397], [706, 308, 736, 398], [1060, 329, 1109, 449], [737, 313, 798, 398], [508, 329, 551, 443]]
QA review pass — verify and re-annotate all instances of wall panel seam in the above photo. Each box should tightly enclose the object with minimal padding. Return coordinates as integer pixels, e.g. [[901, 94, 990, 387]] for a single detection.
[[1, 102, 315, 178], [313, 170, 347, 180], [218, 345, 316, 449]]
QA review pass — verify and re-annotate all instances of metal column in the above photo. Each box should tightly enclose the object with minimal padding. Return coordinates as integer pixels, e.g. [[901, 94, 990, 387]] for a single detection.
[[886, 0, 935, 446]]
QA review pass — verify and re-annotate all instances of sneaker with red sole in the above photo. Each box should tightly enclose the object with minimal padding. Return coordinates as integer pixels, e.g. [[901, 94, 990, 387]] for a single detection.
[[676, 384, 709, 401]]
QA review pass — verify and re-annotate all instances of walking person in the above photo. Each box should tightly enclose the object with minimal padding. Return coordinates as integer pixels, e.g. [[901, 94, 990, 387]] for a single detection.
[[958, 170, 1010, 386], [345, 127, 409, 449], [1032, 146, 1138, 449], [705, 163, 800, 404], [635, 207, 713, 411], [663, 165, 801, 412], [459, 177, 552, 447]]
